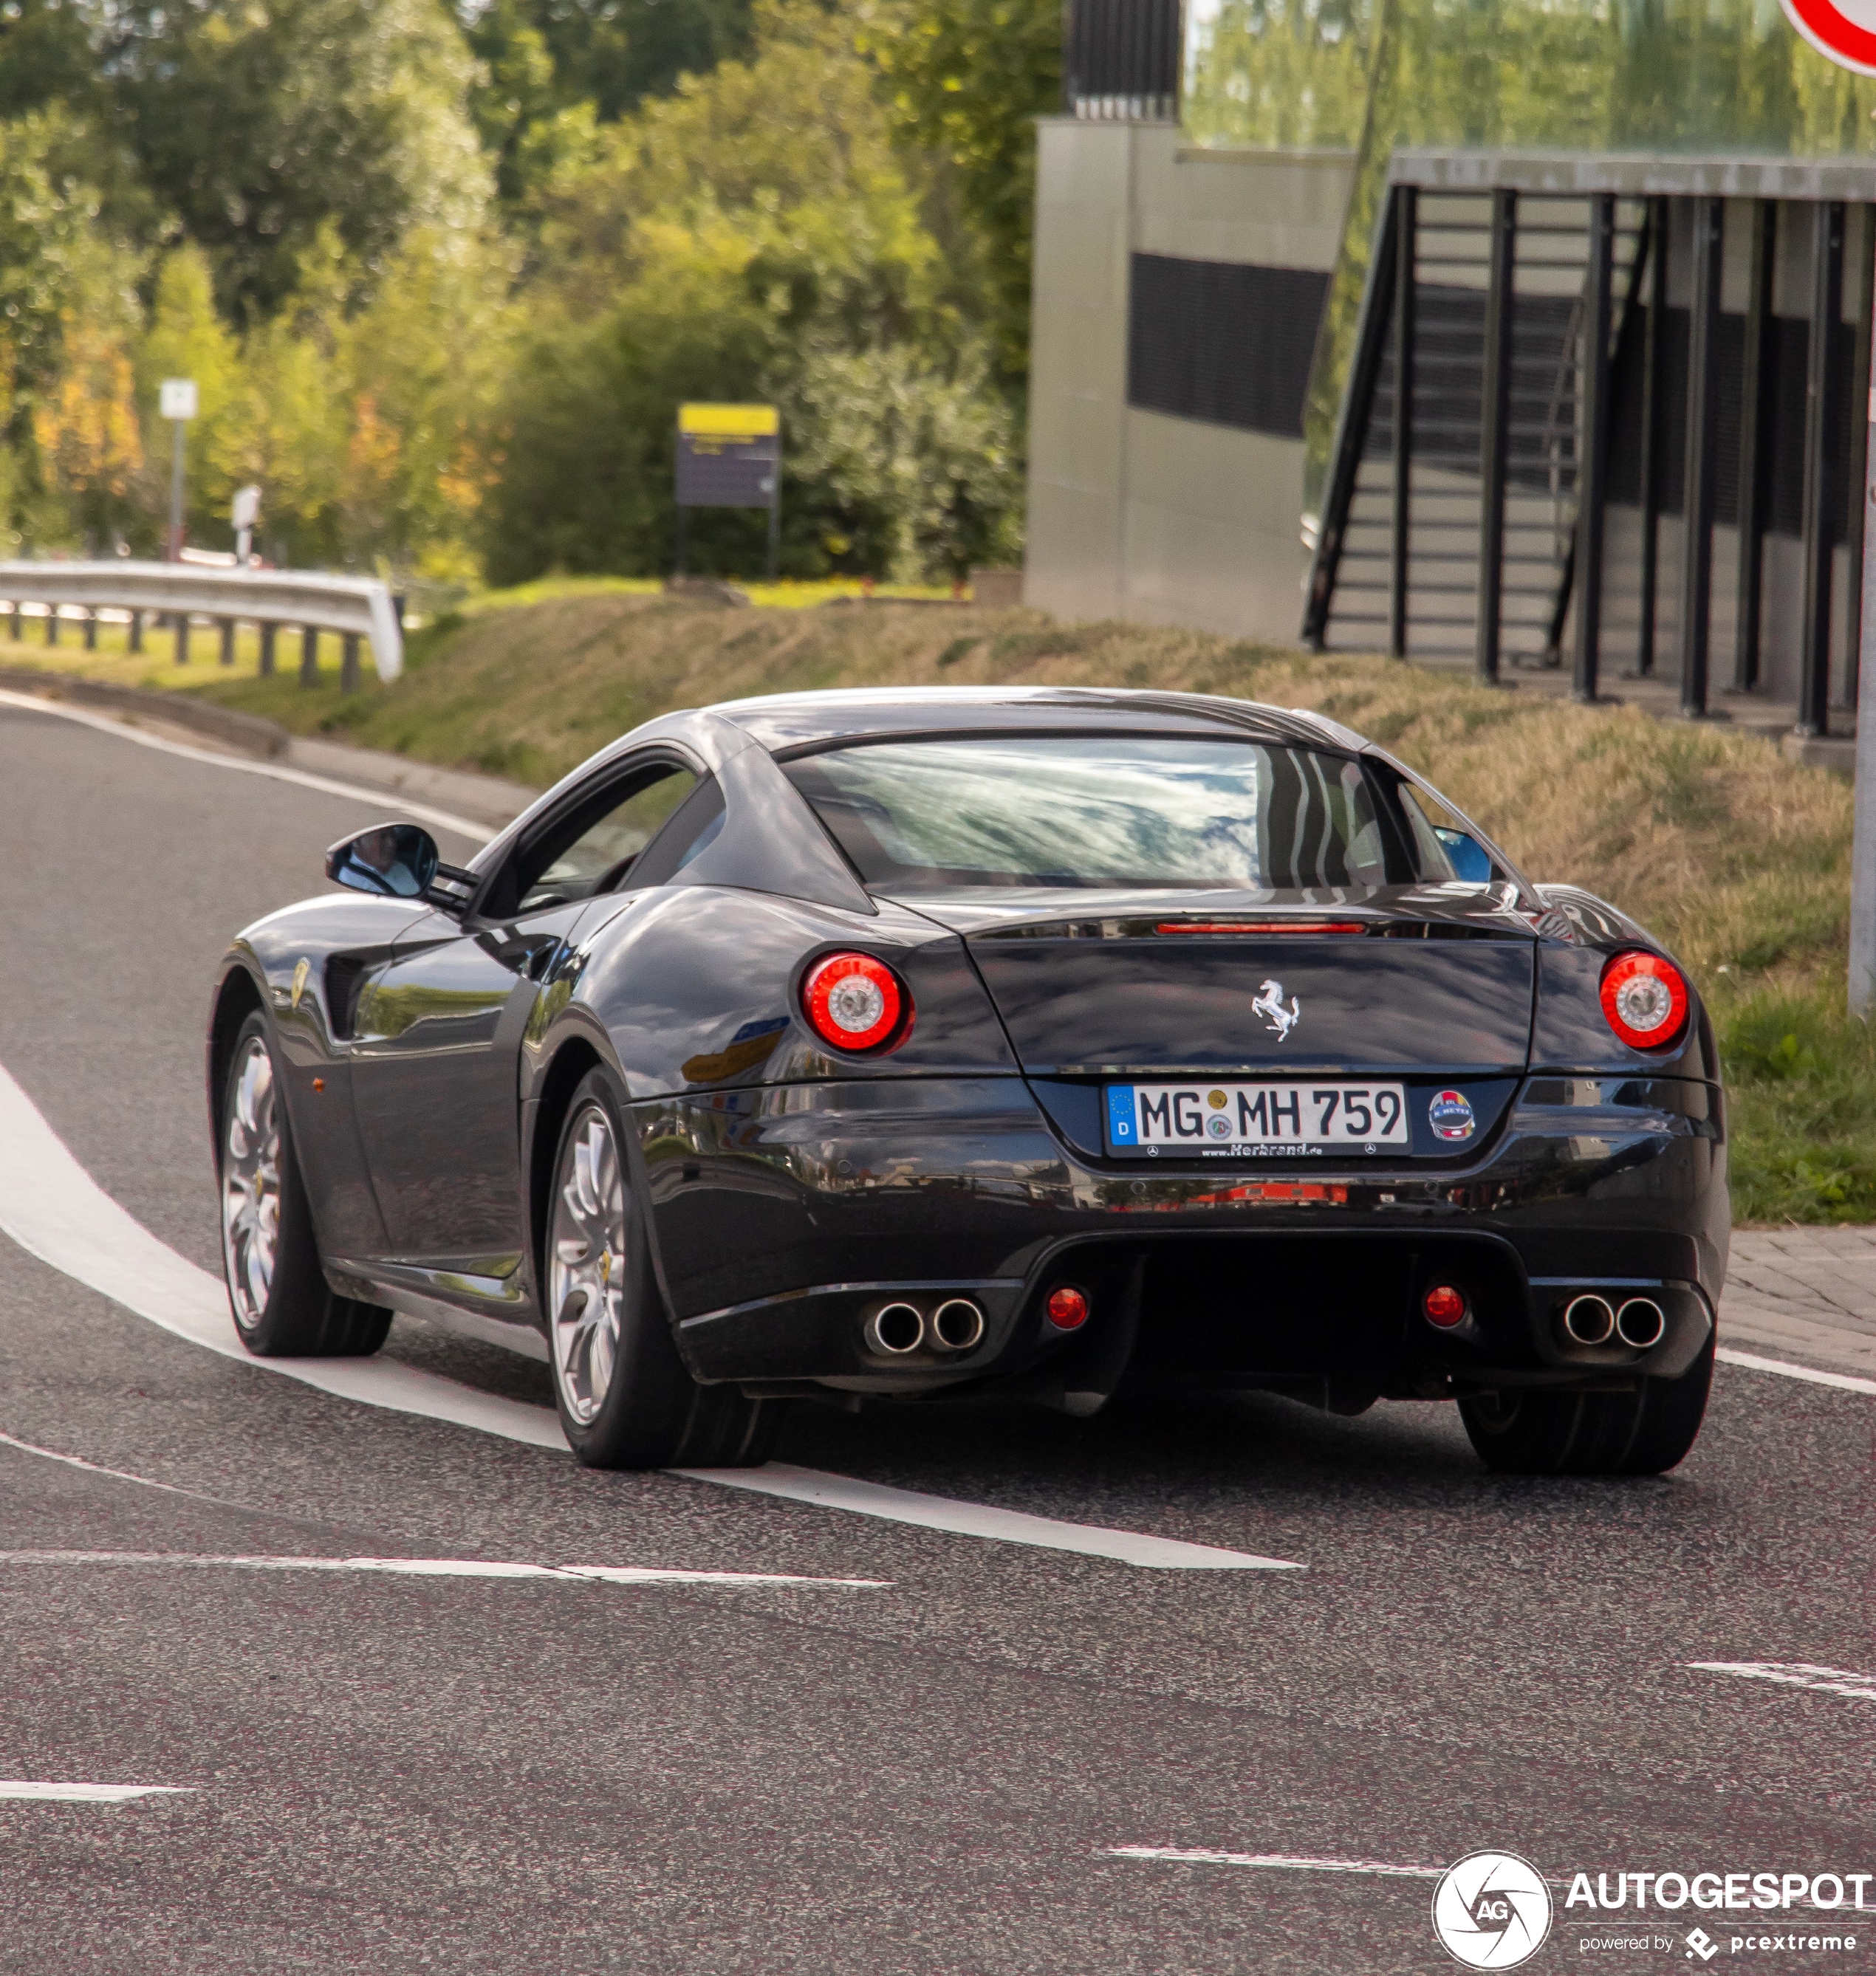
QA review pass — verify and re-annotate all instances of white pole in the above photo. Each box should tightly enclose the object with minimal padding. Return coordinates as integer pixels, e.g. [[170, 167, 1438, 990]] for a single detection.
[[168, 419, 186, 562], [1851, 248, 1876, 1017]]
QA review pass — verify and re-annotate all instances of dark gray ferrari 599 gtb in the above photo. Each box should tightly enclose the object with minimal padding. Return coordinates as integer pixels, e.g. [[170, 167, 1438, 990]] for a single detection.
[[207, 687, 1726, 1476]]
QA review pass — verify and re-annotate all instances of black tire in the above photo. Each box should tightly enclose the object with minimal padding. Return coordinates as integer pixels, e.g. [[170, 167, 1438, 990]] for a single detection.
[[219, 1012, 392, 1357], [1458, 1338, 1714, 1476], [544, 1068, 776, 1469]]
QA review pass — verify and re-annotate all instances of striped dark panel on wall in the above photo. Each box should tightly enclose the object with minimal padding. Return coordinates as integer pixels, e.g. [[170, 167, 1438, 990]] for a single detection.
[[1126, 253, 1331, 438]]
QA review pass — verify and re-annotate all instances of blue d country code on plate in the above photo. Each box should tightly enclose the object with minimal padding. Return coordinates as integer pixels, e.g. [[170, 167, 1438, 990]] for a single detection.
[[1106, 1083, 1409, 1153]]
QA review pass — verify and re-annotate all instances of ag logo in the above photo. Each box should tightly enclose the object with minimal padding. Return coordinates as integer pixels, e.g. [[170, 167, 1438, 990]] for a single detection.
[[1431, 1851, 1553, 1969]]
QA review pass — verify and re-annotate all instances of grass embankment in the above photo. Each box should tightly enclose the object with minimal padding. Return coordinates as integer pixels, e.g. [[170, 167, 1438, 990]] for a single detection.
[[7, 587, 1866, 1223]]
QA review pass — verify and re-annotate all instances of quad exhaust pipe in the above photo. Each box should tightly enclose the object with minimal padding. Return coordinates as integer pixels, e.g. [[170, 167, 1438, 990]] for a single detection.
[[1560, 1292, 1666, 1350], [1562, 1294, 1615, 1345], [864, 1303, 925, 1356], [1615, 1297, 1666, 1348], [862, 1297, 986, 1359]]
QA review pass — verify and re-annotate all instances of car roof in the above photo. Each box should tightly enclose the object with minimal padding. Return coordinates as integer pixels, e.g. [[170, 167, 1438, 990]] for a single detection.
[[705, 685, 1369, 755]]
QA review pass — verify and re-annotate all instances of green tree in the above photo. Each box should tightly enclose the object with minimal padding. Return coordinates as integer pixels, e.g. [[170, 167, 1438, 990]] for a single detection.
[[109, 0, 492, 316], [864, 0, 1061, 385], [482, 1, 1016, 583]]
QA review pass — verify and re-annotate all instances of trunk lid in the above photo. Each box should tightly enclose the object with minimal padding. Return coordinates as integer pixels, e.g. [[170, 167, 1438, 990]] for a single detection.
[[905, 885, 1537, 1076]]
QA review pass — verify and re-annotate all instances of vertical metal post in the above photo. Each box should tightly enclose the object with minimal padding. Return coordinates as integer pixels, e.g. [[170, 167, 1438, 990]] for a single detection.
[[1850, 217, 1876, 1014], [766, 442, 781, 586], [128, 608, 143, 654], [1843, 207, 1874, 713], [259, 621, 276, 677], [1798, 200, 1846, 738], [1390, 185, 1417, 660], [675, 505, 688, 578], [83, 608, 98, 652], [1572, 194, 1617, 704], [45, 605, 58, 647], [1636, 196, 1670, 679], [174, 613, 190, 665], [1733, 201, 1777, 693], [168, 419, 187, 561], [340, 632, 360, 694], [300, 624, 319, 686], [219, 617, 237, 667], [1475, 189, 1517, 684], [1679, 196, 1723, 719], [7, 600, 18, 640]]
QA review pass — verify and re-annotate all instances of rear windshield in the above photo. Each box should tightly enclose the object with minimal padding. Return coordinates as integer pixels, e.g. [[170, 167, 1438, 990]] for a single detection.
[[783, 737, 1402, 892]]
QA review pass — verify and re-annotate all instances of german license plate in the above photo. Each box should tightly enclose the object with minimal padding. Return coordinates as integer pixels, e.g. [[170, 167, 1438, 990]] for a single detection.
[[1104, 1082, 1409, 1155]]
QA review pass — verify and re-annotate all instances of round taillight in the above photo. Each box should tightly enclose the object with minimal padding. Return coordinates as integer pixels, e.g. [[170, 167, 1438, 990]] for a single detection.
[[1599, 950, 1689, 1051], [801, 952, 909, 1053], [1423, 1283, 1467, 1328], [1045, 1286, 1089, 1331]]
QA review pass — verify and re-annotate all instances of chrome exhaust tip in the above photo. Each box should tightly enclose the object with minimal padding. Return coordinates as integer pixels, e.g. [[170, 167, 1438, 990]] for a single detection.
[[1615, 1297, 1666, 1349], [864, 1302, 925, 1356], [1562, 1294, 1616, 1346], [931, 1297, 985, 1352]]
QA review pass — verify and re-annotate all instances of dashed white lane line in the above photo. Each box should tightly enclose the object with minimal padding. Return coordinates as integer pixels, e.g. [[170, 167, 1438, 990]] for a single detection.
[[1715, 1347, 1876, 1398], [1690, 1661, 1876, 1702], [1104, 1847, 1442, 1878], [0, 1063, 569, 1453], [0, 687, 493, 843], [674, 1463, 1301, 1571], [0, 1783, 192, 1805], [0, 1550, 887, 1589]]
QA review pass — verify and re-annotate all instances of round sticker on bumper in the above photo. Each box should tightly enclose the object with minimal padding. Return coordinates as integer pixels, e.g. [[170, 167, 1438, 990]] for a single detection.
[[1429, 1089, 1476, 1142]]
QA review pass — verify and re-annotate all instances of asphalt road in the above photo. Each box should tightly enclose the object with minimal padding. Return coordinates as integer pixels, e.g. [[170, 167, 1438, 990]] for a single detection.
[[1, 695, 1872, 1975]]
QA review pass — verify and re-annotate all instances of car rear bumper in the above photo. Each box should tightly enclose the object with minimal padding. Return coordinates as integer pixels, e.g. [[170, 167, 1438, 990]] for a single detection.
[[634, 1074, 1726, 1398]]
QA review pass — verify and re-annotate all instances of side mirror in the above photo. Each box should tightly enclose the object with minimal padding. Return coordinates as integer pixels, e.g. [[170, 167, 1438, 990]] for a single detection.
[[325, 823, 440, 900], [1433, 826, 1494, 883]]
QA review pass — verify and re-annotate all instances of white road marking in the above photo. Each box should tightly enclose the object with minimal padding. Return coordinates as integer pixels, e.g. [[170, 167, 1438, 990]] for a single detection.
[[0, 1782, 193, 1804], [1715, 1345, 1876, 1397], [0, 1060, 1307, 1571], [0, 1549, 887, 1588], [0, 1425, 247, 1509], [0, 687, 492, 843], [1690, 1660, 1876, 1702], [0, 1063, 570, 1452], [1104, 1847, 1441, 1878], [673, 1462, 1303, 1571]]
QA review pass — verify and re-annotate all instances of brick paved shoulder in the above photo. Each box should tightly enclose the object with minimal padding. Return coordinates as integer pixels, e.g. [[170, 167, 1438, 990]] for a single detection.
[[1721, 1229, 1876, 1379]]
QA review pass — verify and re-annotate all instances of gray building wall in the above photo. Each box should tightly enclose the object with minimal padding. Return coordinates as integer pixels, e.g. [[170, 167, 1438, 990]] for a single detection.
[[1023, 120, 1356, 642]]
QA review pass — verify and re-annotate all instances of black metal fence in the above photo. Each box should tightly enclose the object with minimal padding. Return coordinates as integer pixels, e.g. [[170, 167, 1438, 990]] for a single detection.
[[1302, 177, 1872, 735], [1064, 0, 1181, 121]]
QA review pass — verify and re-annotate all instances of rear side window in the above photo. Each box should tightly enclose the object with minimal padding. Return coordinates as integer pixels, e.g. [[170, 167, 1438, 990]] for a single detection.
[[515, 764, 699, 913], [783, 736, 1406, 892]]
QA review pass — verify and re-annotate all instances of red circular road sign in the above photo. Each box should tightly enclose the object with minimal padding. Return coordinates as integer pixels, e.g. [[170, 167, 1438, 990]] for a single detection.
[[1782, 0, 1876, 75]]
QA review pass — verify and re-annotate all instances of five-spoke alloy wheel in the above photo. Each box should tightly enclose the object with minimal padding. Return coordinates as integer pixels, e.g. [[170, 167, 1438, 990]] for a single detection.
[[215, 1010, 391, 1358], [548, 1102, 629, 1426], [544, 1066, 775, 1468], [222, 1033, 282, 1334]]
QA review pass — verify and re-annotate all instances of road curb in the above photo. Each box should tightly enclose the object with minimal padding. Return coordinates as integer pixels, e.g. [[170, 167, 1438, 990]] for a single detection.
[[0, 664, 290, 760], [0, 665, 540, 830]]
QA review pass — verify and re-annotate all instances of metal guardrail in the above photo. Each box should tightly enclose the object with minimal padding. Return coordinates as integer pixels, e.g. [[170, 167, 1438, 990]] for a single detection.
[[0, 560, 405, 682]]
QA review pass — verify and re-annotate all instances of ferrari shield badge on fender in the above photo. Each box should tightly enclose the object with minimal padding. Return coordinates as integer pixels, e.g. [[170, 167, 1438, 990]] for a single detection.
[[1251, 978, 1301, 1039], [1429, 1088, 1476, 1141]]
